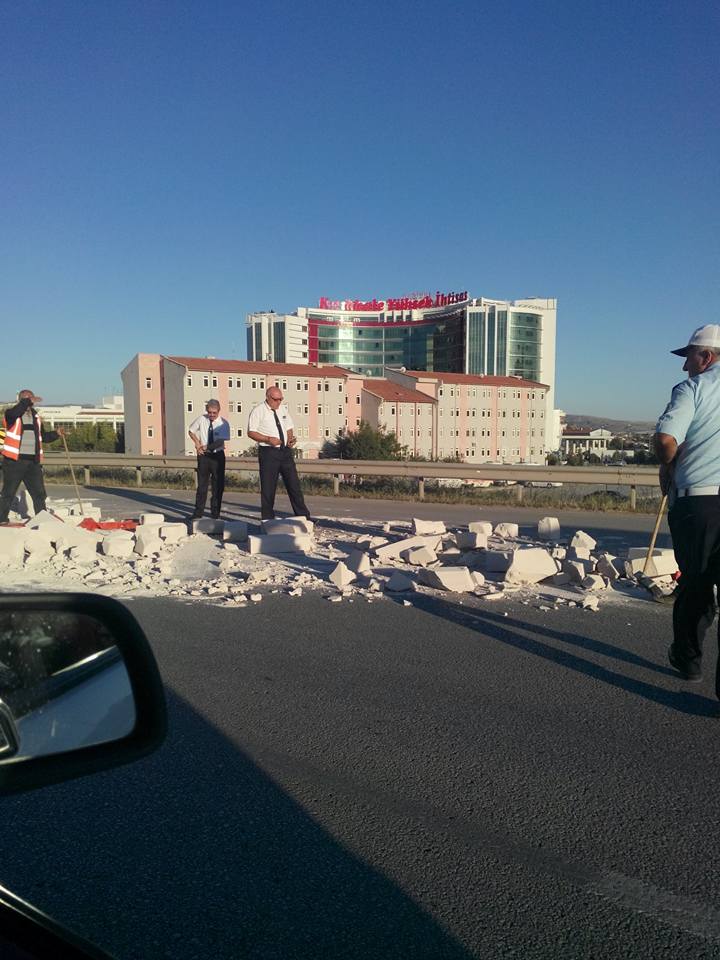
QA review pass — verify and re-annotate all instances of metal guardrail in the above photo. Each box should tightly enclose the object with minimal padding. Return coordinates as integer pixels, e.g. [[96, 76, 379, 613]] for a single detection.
[[42, 452, 660, 508]]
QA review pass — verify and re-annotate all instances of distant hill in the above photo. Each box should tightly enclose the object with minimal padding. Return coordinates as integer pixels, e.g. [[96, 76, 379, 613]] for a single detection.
[[565, 414, 655, 434]]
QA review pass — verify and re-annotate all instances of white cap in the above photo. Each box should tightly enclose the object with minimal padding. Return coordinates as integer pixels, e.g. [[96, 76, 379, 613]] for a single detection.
[[671, 324, 720, 356]]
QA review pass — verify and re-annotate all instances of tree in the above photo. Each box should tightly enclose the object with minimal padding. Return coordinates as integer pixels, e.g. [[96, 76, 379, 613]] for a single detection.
[[49, 423, 122, 453], [327, 421, 406, 460]]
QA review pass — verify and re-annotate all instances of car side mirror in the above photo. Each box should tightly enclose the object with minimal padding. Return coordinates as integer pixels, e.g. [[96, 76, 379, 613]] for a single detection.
[[0, 594, 166, 795]]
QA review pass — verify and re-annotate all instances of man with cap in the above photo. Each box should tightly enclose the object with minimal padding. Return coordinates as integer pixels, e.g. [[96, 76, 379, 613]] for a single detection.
[[654, 325, 720, 692], [247, 386, 311, 521], [188, 399, 231, 520], [0, 389, 64, 523]]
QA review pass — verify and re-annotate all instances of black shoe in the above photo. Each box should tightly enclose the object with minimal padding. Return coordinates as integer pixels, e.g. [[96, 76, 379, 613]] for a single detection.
[[668, 645, 703, 682]]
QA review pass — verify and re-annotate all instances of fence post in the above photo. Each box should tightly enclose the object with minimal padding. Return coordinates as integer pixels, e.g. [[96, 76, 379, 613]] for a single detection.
[[333, 474, 340, 495], [418, 478, 425, 501], [515, 483, 524, 503], [629, 485, 636, 510], [136, 466, 143, 488], [83, 467, 90, 486]]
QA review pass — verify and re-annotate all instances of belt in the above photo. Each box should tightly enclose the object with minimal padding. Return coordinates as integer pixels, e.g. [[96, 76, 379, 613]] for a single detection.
[[675, 486, 720, 497]]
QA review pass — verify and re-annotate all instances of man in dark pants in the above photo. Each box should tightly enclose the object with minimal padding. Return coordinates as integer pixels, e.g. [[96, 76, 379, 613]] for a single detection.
[[188, 400, 230, 520], [247, 386, 311, 521], [654, 324, 720, 695], [0, 390, 63, 523]]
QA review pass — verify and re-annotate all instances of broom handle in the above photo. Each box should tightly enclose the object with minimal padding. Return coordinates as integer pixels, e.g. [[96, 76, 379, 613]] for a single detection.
[[641, 494, 667, 575], [61, 433, 85, 517]]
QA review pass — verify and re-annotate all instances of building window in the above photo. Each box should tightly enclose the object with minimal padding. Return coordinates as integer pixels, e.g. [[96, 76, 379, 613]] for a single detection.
[[146, 403, 153, 414], [324, 428, 330, 437], [187, 401, 193, 413], [439, 388, 444, 396], [391, 406, 395, 416], [228, 377, 233, 388], [251, 379, 257, 389], [212, 376, 218, 388], [296, 382, 302, 391], [338, 406, 343, 415], [237, 402, 242, 413], [147, 427, 153, 438], [145, 378, 152, 389], [259, 380, 265, 390], [317, 405, 322, 414], [304, 404, 309, 414], [236, 379, 242, 388], [304, 381, 309, 390], [228, 402, 235, 413], [356, 418, 360, 426], [237, 428, 243, 438], [203, 376, 209, 388], [297, 404, 302, 414], [187, 376, 192, 387], [324, 383, 329, 392]]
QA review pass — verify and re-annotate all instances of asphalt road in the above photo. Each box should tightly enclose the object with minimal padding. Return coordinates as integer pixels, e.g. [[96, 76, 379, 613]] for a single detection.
[[2, 486, 714, 959]]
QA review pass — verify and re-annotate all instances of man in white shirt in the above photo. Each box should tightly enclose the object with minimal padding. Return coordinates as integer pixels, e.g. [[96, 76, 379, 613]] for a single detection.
[[188, 399, 231, 520], [247, 386, 311, 521]]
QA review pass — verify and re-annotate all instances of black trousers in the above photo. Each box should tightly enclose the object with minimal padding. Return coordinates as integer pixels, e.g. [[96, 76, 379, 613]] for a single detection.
[[194, 452, 225, 518], [0, 457, 48, 523], [668, 495, 720, 686], [258, 446, 310, 520]]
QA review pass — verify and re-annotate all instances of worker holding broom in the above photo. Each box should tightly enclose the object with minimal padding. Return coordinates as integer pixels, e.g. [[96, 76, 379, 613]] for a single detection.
[[655, 325, 720, 692], [0, 390, 64, 523]]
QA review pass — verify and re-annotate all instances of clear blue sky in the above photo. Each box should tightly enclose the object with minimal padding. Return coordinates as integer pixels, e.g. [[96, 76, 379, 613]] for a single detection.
[[1, 0, 717, 418]]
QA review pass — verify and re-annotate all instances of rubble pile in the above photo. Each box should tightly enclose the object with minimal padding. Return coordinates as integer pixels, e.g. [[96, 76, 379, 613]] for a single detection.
[[0, 497, 678, 612]]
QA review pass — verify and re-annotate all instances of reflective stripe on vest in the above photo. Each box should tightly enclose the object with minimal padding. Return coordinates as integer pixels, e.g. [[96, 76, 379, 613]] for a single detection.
[[2, 412, 43, 462]]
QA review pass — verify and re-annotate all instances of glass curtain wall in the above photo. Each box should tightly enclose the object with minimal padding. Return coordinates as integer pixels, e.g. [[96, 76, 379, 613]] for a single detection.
[[507, 312, 542, 381]]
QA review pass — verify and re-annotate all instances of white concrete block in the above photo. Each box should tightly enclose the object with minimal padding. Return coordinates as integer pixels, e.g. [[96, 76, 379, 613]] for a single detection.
[[571, 530, 597, 551], [471, 571, 486, 588], [247, 534, 312, 555], [494, 522, 519, 539], [551, 547, 567, 561], [468, 521, 494, 536], [140, 513, 165, 525], [102, 529, 135, 541], [567, 546, 592, 562], [191, 518, 224, 535], [626, 547, 677, 578], [329, 562, 355, 588], [411, 518, 446, 535], [346, 549, 372, 575], [582, 595, 600, 611], [552, 571, 572, 586], [222, 521, 248, 543], [134, 530, 162, 556], [385, 572, 416, 592], [26, 510, 64, 529], [401, 545, 437, 567], [101, 539, 135, 558], [375, 535, 441, 561], [159, 523, 188, 543], [625, 552, 678, 579], [358, 536, 389, 551], [504, 548, 558, 585], [68, 544, 98, 563], [419, 566, 476, 592], [562, 560, 588, 584], [582, 574, 607, 591], [262, 517, 314, 535], [454, 531, 488, 550], [537, 517, 561, 540], [23, 531, 56, 555], [484, 550, 515, 573], [596, 553, 620, 582]]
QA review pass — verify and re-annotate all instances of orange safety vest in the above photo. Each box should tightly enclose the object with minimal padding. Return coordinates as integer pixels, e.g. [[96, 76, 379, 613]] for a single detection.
[[2, 411, 44, 462]]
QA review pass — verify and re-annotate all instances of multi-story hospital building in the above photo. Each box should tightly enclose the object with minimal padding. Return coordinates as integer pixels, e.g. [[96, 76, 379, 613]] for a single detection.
[[246, 290, 557, 434]]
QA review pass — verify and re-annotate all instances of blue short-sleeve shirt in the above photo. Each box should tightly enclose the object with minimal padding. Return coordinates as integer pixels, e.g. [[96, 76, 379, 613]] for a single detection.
[[655, 363, 720, 489]]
